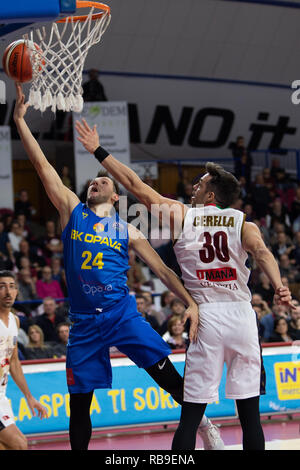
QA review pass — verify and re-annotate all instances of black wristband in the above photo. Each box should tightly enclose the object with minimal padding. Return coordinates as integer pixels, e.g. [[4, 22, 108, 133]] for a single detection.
[[94, 146, 110, 163]]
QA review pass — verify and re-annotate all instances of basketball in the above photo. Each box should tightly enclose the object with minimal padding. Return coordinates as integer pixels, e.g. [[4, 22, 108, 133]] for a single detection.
[[2, 39, 42, 83]]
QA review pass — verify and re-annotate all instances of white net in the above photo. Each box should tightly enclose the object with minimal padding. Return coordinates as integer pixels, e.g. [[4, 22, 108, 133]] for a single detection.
[[24, 5, 111, 113]]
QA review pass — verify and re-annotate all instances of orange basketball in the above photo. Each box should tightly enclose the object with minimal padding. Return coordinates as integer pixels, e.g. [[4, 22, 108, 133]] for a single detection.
[[2, 39, 42, 83]]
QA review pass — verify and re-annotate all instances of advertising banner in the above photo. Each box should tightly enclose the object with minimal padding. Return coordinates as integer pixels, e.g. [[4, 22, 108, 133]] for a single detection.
[[6, 346, 300, 435], [0, 126, 13, 209], [73, 101, 131, 195]]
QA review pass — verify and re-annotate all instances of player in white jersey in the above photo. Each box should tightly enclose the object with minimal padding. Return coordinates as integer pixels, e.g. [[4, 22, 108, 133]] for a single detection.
[[74, 120, 294, 450], [0, 271, 47, 450]]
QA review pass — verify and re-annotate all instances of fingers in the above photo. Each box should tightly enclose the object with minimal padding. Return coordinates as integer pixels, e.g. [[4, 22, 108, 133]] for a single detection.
[[82, 118, 92, 132], [36, 404, 47, 419], [183, 313, 198, 343], [15, 83, 25, 103], [15, 82, 22, 97], [189, 326, 197, 343], [75, 121, 86, 137]]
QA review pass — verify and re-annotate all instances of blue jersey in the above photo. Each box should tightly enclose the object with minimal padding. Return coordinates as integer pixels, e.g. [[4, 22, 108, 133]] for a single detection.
[[62, 202, 130, 313]]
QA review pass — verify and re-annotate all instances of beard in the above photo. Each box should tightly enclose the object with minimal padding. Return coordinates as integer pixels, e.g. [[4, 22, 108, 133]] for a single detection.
[[0, 298, 15, 309], [87, 192, 110, 206]]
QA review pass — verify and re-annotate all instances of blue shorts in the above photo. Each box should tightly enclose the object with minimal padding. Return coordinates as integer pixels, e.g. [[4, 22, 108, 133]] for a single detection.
[[66, 294, 171, 393]]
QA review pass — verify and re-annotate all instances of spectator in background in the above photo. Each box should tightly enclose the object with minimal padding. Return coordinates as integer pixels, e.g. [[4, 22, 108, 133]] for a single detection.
[[2, 213, 14, 232], [0, 220, 14, 269], [252, 304, 265, 342], [7, 220, 23, 254], [291, 187, 300, 232], [278, 254, 299, 284], [127, 249, 153, 293], [53, 322, 70, 358], [250, 173, 272, 219], [164, 315, 189, 350], [16, 213, 31, 240], [266, 198, 291, 233], [17, 267, 38, 317], [50, 255, 67, 295], [160, 290, 176, 323], [269, 222, 292, 246], [251, 294, 271, 318], [261, 167, 276, 194], [35, 297, 67, 343], [270, 158, 285, 183], [15, 239, 46, 271], [243, 203, 254, 222], [160, 298, 186, 336], [135, 294, 160, 333], [61, 165, 73, 190], [38, 220, 63, 262], [253, 273, 274, 306], [82, 69, 107, 102], [288, 305, 300, 340], [230, 136, 252, 188], [271, 232, 295, 261], [237, 176, 247, 200], [293, 231, 300, 267], [260, 304, 289, 341], [36, 266, 64, 301], [24, 324, 55, 360], [268, 317, 294, 343], [14, 189, 35, 220], [18, 255, 39, 280], [141, 291, 165, 327]]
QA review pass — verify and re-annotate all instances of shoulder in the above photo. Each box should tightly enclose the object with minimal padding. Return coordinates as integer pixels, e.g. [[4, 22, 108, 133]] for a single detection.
[[242, 221, 262, 237], [11, 313, 20, 329]]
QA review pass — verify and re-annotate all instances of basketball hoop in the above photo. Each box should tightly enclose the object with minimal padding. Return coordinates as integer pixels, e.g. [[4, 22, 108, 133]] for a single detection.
[[24, 1, 111, 113]]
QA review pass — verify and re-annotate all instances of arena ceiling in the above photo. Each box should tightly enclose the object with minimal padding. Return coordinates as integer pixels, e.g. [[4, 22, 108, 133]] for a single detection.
[[1, 0, 300, 86]]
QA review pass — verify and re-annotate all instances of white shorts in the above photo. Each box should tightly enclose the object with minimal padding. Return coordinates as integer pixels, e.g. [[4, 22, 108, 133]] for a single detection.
[[0, 397, 15, 431], [184, 301, 265, 403]]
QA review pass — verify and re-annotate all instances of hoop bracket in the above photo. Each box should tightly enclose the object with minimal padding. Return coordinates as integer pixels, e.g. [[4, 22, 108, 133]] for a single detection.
[[57, 1, 110, 23]]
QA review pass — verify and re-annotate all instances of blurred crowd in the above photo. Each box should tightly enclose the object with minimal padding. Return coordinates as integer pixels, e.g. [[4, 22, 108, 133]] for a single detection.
[[1, 145, 300, 361]]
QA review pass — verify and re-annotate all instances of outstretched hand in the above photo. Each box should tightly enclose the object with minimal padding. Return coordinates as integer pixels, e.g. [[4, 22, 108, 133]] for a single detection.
[[13, 83, 30, 121], [75, 118, 100, 153], [26, 396, 48, 419]]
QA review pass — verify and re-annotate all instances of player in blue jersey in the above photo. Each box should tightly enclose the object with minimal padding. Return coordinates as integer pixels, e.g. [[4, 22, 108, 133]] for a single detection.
[[14, 83, 225, 450]]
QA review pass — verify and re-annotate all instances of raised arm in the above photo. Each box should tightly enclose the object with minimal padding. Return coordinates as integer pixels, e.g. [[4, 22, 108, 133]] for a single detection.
[[13, 84, 79, 230], [75, 119, 186, 236], [242, 221, 295, 308], [128, 224, 199, 342]]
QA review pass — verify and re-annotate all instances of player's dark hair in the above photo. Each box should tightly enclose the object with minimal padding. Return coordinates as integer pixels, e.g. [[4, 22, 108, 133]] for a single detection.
[[96, 170, 120, 195], [205, 162, 241, 208], [0, 270, 16, 281]]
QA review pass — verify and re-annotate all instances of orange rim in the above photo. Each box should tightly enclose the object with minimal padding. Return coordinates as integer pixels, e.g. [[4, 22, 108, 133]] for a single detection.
[[57, 1, 110, 23]]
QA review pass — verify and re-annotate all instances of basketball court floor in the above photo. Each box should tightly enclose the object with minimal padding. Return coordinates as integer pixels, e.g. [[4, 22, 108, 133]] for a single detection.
[[27, 415, 300, 450]]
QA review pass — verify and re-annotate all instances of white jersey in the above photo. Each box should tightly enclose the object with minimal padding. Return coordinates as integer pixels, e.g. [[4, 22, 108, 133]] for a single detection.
[[174, 204, 251, 304], [0, 313, 18, 399]]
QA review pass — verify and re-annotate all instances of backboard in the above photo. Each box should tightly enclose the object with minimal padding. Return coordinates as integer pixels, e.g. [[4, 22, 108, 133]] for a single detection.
[[0, 0, 76, 37]]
